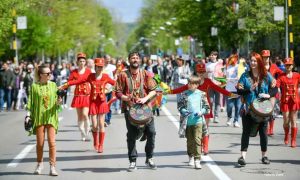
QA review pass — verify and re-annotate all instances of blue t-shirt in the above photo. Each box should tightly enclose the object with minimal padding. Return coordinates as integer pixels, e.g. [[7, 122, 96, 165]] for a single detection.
[[184, 89, 209, 126]]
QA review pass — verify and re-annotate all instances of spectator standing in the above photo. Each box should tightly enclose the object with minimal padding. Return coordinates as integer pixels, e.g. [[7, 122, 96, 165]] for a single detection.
[[0, 62, 14, 111]]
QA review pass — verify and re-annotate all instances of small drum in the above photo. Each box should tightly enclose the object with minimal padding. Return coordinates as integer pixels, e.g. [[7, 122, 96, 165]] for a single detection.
[[249, 98, 274, 123], [129, 103, 153, 127]]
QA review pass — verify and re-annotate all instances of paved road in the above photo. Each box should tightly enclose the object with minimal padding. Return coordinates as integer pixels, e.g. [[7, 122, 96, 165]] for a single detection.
[[0, 95, 299, 180]]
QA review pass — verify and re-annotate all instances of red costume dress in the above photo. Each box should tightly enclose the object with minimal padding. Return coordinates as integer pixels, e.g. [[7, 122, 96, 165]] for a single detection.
[[170, 78, 233, 118], [277, 72, 300, 112], [68, 68, 91, 108], [68, 73, 115, 115]]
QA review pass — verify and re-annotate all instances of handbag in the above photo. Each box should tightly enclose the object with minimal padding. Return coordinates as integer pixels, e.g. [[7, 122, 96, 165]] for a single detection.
[[24, 116, 33, 132]]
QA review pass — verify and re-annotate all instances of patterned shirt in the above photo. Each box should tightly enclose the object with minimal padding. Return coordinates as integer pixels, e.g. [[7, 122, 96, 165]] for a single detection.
[[115, 69, 157, 110]]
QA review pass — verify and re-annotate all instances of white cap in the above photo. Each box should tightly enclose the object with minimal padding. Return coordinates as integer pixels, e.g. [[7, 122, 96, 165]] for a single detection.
[[27, 64, 34, 69]]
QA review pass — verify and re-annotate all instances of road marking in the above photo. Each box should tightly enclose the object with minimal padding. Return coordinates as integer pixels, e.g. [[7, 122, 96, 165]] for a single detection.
[[162, 106, 231, 180], [7, 144, 36, 168]]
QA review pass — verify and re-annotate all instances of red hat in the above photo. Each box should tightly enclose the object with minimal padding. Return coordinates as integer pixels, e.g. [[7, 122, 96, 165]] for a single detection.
[[283, 58, 294, 65], [261, 50, 270, 57], [77, 52, 86, 59], [94, 58, 105, 67], [196, 63, 206, 73]]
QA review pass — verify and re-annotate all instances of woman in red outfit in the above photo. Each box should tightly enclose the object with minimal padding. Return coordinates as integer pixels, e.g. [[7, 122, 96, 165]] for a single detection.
[[277, 58, 300, 148], [169, 63, 236, 155], [261, 50, 284, 136], [61, 58, 115, 153], [68, 52, 91, 141]]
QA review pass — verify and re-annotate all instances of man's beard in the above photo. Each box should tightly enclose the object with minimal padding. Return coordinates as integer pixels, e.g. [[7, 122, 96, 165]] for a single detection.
[[130, 62, 139, 69]]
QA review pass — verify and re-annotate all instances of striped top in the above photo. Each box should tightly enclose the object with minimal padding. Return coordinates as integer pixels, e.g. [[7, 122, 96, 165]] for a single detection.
[[27, 81, 62, 135]]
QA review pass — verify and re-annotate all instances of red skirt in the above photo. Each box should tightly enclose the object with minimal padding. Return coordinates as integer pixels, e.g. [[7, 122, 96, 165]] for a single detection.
[[89, 96, 109, 115], [280, 99, 299, 112], [71, 95, 90, 108]]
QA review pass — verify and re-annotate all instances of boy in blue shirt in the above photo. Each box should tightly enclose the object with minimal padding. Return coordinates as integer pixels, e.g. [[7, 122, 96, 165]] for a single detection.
[[178, 76, 210, 169]]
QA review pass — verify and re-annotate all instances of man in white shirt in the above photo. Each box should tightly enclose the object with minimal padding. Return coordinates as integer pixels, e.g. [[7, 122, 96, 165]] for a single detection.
[[205, 51, 221, 123], [103, 54, 116, 126]]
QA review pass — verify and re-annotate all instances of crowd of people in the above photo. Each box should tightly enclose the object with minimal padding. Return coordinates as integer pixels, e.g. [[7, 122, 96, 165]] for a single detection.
[[0, 49, 299, 175]]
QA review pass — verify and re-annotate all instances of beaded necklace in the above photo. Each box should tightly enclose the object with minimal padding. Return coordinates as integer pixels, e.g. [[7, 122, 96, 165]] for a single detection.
[[39, 82, 50, 109]]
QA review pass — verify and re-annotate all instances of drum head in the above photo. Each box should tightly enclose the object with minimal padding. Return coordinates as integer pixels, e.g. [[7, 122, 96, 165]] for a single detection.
[[251, 98, 273, 117], [129, 104, 153, 125]]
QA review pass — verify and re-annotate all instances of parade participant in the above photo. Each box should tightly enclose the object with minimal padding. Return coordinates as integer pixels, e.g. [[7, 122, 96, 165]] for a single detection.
[[261, 50, 284, 136], [236, 52, 276, 166], [170, 56, 191, 111], [225, 54, 241, 127], [59, 61, 70, 108], [114, 52, 157, 171], [177, 76, 210, 169], [206, 51, 222, 123], [68, 52, 91, 141], [27, 64, 62, 176], [277, 58, 300, 148], [103, 54, 116, 126], [169, 63, 236, 155], [61, 58, 115, 153]]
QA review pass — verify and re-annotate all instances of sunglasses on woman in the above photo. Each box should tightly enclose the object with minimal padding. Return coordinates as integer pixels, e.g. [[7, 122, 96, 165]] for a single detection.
[[41, 72, 51, 76]]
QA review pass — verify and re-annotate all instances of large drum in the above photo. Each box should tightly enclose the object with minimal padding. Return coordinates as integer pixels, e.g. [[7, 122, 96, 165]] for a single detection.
[[249, 98, 274, 123], [249, 98, 274, 137], [129, 103, 153, 127]]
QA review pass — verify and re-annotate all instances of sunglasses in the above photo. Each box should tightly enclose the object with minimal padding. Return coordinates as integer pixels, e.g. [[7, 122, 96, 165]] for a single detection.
[[41, 72, 51, 76]]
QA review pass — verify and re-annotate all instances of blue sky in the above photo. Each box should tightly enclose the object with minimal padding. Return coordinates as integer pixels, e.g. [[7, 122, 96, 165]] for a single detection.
[[100, 0, 144, 23]]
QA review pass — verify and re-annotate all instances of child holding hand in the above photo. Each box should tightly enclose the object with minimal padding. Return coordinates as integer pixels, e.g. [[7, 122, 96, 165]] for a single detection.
[[177, 76, 210, 169]]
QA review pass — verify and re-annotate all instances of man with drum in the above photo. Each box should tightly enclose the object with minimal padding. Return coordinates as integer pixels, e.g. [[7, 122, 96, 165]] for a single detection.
[[114, 52, 157, 171]]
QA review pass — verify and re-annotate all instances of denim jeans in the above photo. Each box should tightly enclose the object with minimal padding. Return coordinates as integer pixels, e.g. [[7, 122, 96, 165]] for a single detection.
[[0, 88, 12, 110], [105, 92, 112, 123], [112, 99, 120, 111], [0, 88, 4, 111], [226, 96, 241, 123], [208, 89, 220, 118]]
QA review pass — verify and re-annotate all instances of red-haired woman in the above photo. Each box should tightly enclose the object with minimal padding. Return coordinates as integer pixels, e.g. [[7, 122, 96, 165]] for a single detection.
[[61, 58, 115, 153], [168, 63, 237, 155], [68, 52, 91, 141], [261, 50, 284, 136], [236, 52, 277, 166], [277, 58, 299, 148]]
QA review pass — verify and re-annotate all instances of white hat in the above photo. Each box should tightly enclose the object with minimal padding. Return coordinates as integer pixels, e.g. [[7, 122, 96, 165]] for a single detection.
[[27, 64, 34, 69]]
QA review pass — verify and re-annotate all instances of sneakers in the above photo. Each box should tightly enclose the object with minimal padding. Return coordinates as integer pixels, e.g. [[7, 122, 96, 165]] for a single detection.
[[262, 156, 270, 164], [145, 158, 157, 169], [117, 109, 122, 115], [50, 165, 58, 176], [237, 156, 246, 166], [194, 159, 202, 169], [213, 117, 220, 123], [34, 163, 43, 175], [188, 156, 194, 166], [233, 122, 240, 128], [128, 161, 137, 172], [226, 118, 232, 126]]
